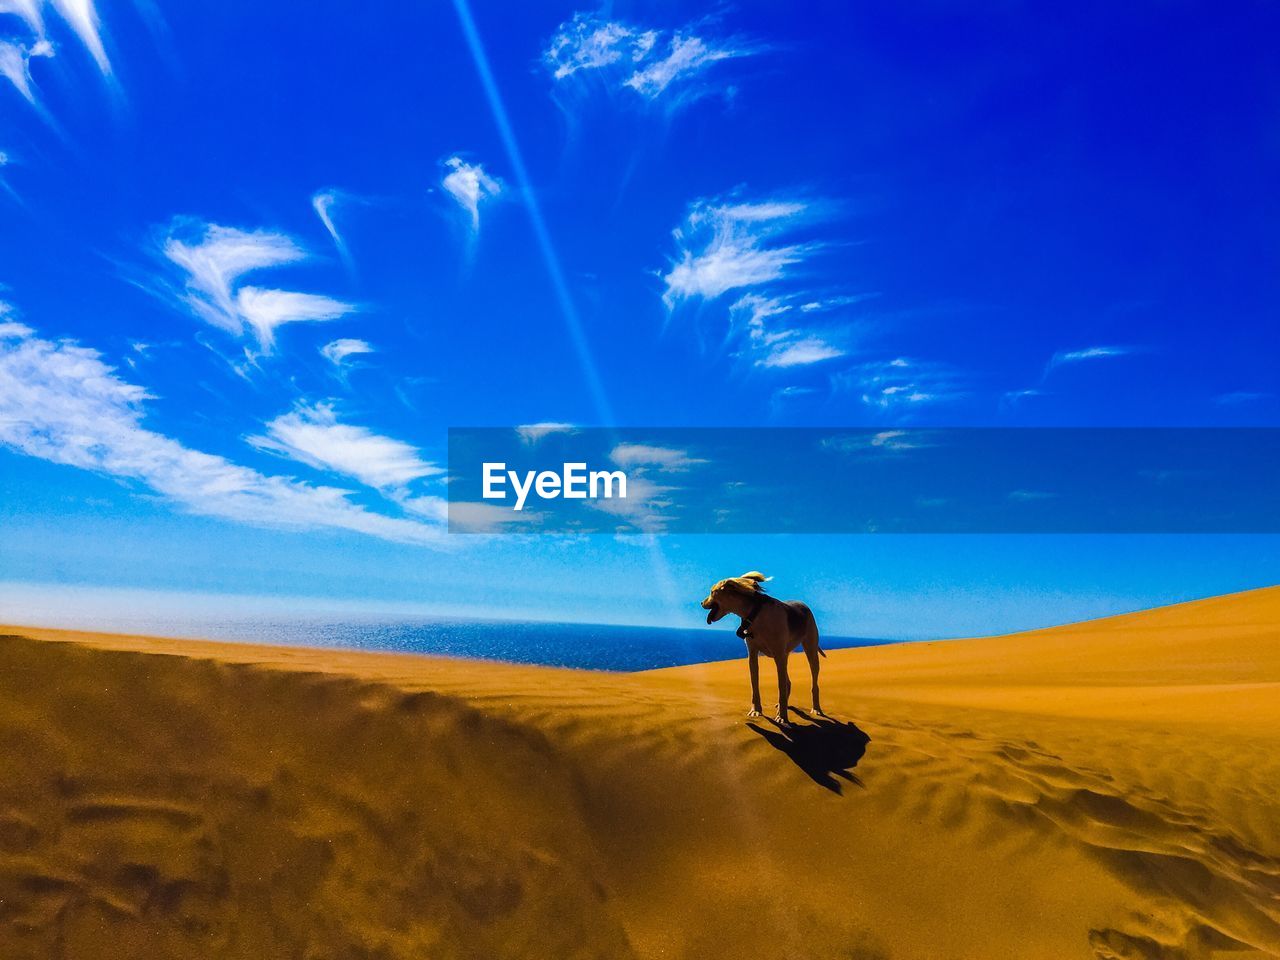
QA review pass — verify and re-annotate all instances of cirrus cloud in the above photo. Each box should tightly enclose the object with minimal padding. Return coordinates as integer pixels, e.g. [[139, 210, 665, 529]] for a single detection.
[[515, 421, 577, 444], [161, 220, 356, 355], [663, 198, 813, 306], [0, 0, 111, 121], [0, 316, 445, 545], [1047, 345, 1133, 371], [320, 337, 374, 367], [610, 442, 707, 471], [441, 155, 502, 232], [832, 357, 964, 411], [757, 335, 843, 368], [249, 401, 443, 493], [544, 12, 754, 103]]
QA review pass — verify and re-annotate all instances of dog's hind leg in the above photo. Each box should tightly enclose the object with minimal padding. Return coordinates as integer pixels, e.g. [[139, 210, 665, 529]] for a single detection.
[[747, 649, 763, 718], [803, 636, 823, 716]]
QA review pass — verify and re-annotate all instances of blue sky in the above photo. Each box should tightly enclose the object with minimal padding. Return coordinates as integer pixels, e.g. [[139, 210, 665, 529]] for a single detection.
[[1, 1, 1277, 637]]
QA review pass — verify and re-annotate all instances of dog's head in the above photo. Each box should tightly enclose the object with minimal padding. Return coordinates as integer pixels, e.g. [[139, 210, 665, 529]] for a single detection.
[[701, 571, 770, 624]]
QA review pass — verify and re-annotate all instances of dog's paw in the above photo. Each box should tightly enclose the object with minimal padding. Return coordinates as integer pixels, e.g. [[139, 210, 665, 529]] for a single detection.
[[746, 708, 762, 718], [774, 714, 792, 727]]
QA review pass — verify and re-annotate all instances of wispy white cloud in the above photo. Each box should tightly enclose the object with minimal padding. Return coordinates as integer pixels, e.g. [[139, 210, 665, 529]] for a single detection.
[[515, 421, 576, 444], [0, 0, 110, 115], [1002, 387, 1043, 405], [121, 338, 149, 370], [395, 492, 549, 536], [249, 401, 442, 492], [624, 34, 741, 98], [871, 429, 925, 450], [0, 147, 17, 200], [833, 357, 962, 410], [320, 337, 373, 367], [441, 155, 502, 232], [610, 443, 706, 471], [729, 292, 790, 340], [162, 220, 356, 354], [544, 15, 645, 80], [0, 1, 45, 34], [163, 223, 304, 332], [452, 501, 525, 533], [587, 473, 675, 532], [771, 385, 816, 404], [48, 0, 108, 73], [732, 292, 845, 367], [1003, 344, 1139, 406], [756, 335, 843, 368], [820, 430, 936, 456], [544, 442, 708, 531], [798, 294, 879, 313], [311, 189, 354, 270], [544, 13, 752, 102], [0, 318, 444, 545], [1047, 345, 1132, 370], [664, 198, 812, 306], [0, 36, 51, 103], [730, 292, 843, 368], [0, 317, 34, 339], [664, 198, 852, 372], [397, 494, 447, 523], [234, 288, 351, 351]]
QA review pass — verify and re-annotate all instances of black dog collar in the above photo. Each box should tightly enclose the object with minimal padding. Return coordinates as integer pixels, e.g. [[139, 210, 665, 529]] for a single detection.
[[737, 596, 767, 639]]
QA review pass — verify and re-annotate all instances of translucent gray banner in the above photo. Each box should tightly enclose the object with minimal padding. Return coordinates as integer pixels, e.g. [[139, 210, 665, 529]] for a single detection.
[[446, 428, 1280, 534]]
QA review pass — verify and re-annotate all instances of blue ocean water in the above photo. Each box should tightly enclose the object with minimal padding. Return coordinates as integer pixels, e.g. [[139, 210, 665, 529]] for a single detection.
[[83, 614, 894, 671]]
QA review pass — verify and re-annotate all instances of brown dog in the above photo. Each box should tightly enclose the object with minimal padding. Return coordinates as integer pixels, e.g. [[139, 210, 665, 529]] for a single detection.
[[701, 572, 825, 725]]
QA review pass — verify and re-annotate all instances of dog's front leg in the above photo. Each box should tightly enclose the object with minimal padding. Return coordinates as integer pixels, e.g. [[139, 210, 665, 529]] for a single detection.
[[747, 649, 763, 717], [774, 655, 792, 726]]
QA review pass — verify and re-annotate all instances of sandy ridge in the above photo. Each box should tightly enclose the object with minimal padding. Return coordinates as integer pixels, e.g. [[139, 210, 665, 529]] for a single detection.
[[1, 585, 1278, 958]]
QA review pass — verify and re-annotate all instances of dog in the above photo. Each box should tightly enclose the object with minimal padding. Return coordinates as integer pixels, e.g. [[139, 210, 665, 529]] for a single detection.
[[701, 572, 825, 725]]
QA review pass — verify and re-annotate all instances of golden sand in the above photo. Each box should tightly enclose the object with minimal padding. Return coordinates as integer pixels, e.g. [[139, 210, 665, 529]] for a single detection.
[[2, 585, 1278, 958]]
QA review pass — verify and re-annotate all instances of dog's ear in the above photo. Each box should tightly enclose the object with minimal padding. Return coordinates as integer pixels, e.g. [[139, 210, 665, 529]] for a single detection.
[[735, 571, 771, 592]]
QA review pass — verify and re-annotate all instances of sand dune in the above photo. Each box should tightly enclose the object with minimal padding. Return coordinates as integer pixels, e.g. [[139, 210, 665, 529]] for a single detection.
[[2, 585, 1278, 959]]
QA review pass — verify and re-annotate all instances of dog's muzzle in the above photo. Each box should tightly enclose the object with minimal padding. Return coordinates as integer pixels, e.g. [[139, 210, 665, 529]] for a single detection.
[[704, 601, 721, 624]]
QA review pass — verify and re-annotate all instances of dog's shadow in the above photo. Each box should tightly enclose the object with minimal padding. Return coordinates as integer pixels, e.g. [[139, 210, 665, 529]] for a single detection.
[[747, 709, 871, 794]]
